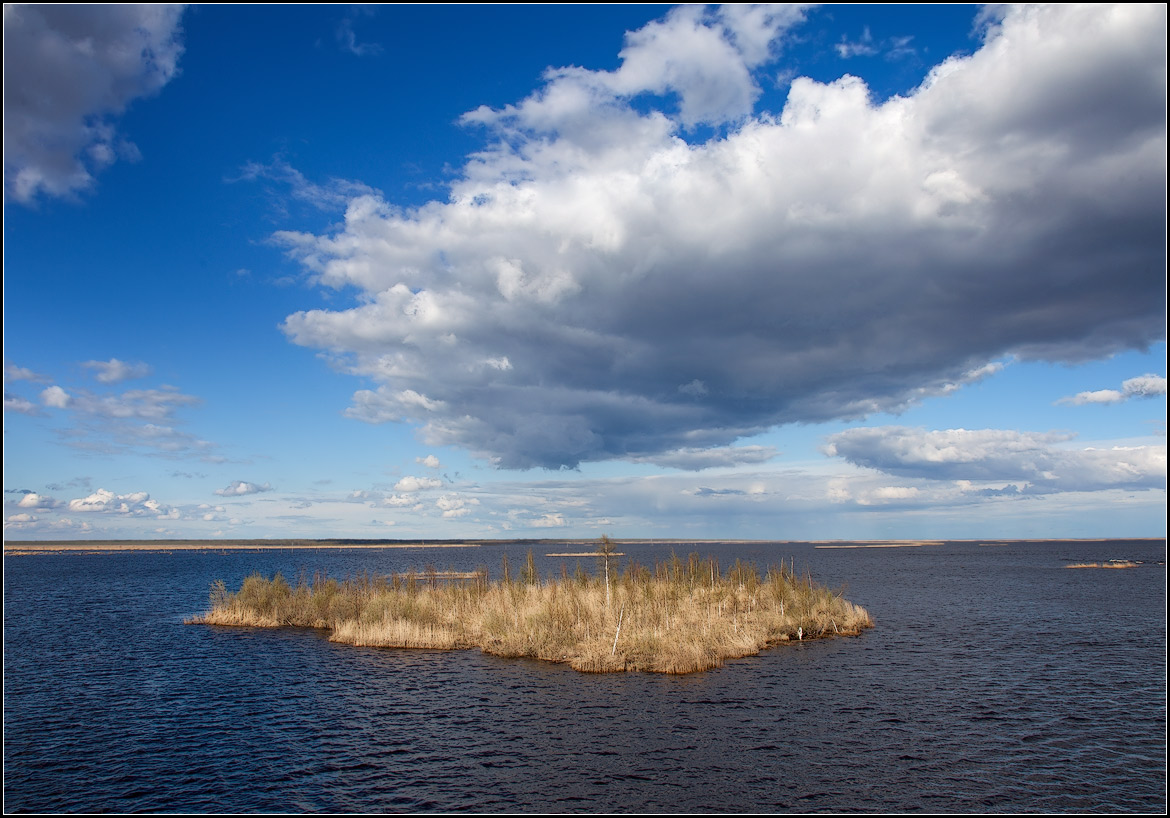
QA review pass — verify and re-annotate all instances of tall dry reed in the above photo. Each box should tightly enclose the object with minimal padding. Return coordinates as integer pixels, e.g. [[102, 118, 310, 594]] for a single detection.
[[188, 552, 873, 674]]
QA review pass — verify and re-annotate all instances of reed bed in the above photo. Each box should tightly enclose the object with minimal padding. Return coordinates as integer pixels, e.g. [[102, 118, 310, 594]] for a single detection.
[[188, 552, 873, 674]]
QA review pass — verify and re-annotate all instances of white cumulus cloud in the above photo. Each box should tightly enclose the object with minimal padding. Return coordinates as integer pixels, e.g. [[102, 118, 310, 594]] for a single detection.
[[66, 488, 176, 517], [393, 475, 442, 493], [435, 494, 479, 518], [16, 492, 59, 511], [528, 512, 567, 528], [275, 4, 1165, 470], [41, 385, 71, 408]]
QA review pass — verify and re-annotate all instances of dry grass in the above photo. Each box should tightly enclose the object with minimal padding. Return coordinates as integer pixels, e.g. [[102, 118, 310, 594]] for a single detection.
[[188, 553, 873, 674]]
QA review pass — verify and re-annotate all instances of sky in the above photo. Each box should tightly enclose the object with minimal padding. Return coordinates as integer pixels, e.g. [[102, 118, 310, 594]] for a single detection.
[[2, 3, 1166, 542]]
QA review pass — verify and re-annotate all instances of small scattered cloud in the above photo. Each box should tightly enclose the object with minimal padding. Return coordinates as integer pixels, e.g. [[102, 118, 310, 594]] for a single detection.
[[629, 445, 778, 471], [393, 475, 442, 493], [65, 488, 177, 518], [886, 35, 916, 60], [214, 480, 273, 497], [435, 494, 479, 518], [14, 492, 61, 511], [855, 485, 920, 506], [335, 8, 382, 57], [44, 385, 200, 420], [527, 512, 567, 528], [17, 372, 214, 459], [1057, 374, 1167, 406], [82, 358, 152, 384], [40, 385, 71, 408], [835, 27, 879, 58], [46, 477, 92, 492], [416, 454, 442, 469], [1062, 389, 1127, 406], [348, 489, 383, 503], [835, 27, 917, 61], [234, 158, 380, 214], [4, 393, 41, 415], [687, 486, 746, 497], [5, 363, 49, 383], [1122, 374, 1167, 398], [197, 503, 229, 523]]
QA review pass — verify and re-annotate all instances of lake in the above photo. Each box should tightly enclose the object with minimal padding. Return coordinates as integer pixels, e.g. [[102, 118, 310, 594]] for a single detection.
[[3, 539, 1165, 812]]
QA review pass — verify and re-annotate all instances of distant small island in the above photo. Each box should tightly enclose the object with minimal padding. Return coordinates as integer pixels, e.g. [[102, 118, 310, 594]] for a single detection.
[[188, 537, 873, 674]]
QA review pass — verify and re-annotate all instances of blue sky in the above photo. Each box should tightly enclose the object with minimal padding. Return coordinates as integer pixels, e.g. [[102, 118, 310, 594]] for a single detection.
[[3, 4, 1165, 541]]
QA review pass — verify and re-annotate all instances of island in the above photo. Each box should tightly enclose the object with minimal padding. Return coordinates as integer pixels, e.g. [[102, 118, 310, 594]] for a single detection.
[[189, 537, 873, 674]]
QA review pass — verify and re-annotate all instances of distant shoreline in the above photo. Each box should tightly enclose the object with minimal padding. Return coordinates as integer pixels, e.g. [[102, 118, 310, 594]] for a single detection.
[[4, 537, 1164, 556], [2, 540, 487, 554]]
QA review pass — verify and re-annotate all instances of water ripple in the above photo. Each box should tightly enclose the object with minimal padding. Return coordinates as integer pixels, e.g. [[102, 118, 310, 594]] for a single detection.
[[4, 541, 1165, 812]]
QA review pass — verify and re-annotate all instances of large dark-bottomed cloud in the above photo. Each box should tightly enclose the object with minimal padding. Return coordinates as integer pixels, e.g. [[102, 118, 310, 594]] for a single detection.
[[3, 4, 185, 202], [277, 4, 1166, 469]]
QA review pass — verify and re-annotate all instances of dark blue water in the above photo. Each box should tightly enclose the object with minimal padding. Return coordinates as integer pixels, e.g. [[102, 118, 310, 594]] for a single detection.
[[4, 540, 1166, 812]]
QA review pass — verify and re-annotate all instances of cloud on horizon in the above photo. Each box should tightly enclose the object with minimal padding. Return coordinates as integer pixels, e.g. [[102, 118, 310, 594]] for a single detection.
[[270, 4, 1164, 470], [824, 426, 1166, 495], [65, 488, 178, 519]]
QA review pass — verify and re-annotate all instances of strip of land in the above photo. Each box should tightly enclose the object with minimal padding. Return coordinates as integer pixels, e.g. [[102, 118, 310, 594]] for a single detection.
[[2, 539, 483, 555], [815, 541, 944, 549], [6, 537, 1163, 556]]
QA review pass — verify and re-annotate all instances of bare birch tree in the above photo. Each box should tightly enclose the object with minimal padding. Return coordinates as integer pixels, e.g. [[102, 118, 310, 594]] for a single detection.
[[597, 534, 617, 607]]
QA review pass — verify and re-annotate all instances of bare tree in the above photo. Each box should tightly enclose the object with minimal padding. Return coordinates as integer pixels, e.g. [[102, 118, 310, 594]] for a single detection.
[[522, 549, 539, 585], [597, 534, 617, 607]]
